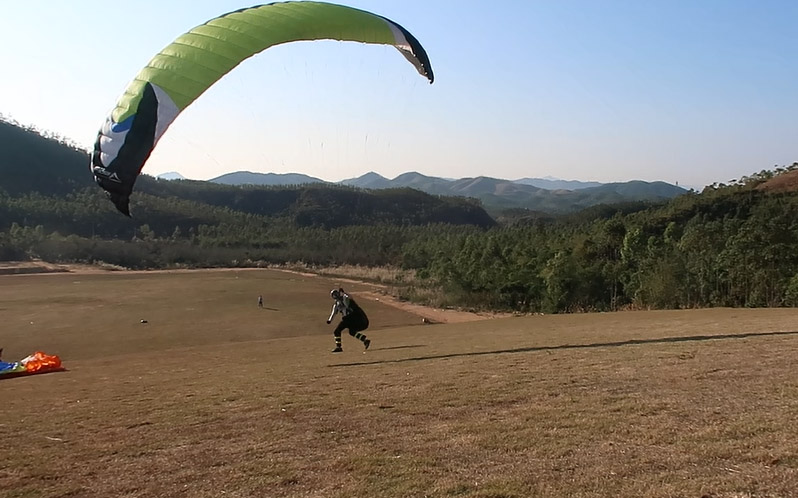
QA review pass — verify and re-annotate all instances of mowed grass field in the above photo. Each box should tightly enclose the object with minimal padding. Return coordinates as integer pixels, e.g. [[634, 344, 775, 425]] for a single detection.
[[2, 269, 797, 498]]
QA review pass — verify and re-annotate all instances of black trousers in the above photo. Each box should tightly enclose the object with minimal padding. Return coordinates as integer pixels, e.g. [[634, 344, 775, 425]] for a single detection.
[[333, 313, 369, 338]]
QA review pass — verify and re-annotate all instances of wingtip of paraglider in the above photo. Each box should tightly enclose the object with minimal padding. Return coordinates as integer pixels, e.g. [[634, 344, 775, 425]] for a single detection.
[[110, 193, 131, 217]]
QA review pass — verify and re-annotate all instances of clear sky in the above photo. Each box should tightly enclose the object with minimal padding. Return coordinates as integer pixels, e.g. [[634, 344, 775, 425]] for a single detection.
[[1, 1, 795, 189]]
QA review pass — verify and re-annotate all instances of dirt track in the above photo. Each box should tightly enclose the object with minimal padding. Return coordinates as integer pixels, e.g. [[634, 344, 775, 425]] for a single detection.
[[279, 269, 511, 324]]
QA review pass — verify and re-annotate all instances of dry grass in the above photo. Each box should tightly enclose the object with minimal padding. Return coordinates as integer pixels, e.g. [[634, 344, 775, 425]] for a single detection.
[[757, 169, 798, 193], [278, 264, 469, 313], [1, 270, 797, 498], [280, 263, 417, 286]]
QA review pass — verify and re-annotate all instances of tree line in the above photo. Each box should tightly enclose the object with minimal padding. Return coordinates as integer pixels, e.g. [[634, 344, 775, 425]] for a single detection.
[[3, 165, 798, 313]]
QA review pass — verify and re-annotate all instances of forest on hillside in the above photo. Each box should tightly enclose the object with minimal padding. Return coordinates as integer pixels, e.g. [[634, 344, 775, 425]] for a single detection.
[[3, 117, 798, 313], [5, 169, 798, 313]]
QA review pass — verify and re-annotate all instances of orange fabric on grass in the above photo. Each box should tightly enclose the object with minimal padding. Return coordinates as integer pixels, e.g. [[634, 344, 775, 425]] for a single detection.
[[22, 351, 62, 373]]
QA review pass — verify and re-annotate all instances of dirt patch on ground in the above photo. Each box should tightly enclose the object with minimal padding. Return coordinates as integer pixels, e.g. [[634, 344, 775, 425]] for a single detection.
[[756, 169, 798, 192], [278, 269, 511, 324]]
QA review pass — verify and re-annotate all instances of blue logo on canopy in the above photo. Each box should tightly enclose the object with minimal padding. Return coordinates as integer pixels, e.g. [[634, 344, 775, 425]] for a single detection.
[[110, 115, 135, 133]]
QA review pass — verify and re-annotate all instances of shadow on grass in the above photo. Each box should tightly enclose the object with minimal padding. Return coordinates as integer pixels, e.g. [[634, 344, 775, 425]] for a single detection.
[[0, 368, 68, 381], [373, 344, 426, 352], [329, 330, 798, 367]]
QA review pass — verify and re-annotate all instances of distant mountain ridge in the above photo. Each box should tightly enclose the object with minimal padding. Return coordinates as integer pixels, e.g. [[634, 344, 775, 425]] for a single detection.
[[340, 172, 687, 212], [514, 177, 602, 190], [156, 171, 186, 180], [202, 169, 687, 213], [0, 112, 684, 218], [210, 171, 326, 186], [0, 119, 495, 229]]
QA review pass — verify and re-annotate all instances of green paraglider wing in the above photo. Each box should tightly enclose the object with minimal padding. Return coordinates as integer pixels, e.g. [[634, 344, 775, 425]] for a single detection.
[[91, 1, 434, 216]]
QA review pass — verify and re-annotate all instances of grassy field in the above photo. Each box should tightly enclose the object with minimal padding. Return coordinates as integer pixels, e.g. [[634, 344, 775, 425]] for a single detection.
[[1, 269, 797, 498]]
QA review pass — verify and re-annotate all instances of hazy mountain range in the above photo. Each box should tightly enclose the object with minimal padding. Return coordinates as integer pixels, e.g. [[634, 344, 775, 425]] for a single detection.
[[0, 116, 684, 223], [514, 176, 603, 190], [203, 170, 608, 191], [156, 171, 186, 181], [193, 170, 688, 213]]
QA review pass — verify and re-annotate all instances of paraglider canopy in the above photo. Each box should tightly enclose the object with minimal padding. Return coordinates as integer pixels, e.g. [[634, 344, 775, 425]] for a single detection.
[[90, 1, 434, 216]]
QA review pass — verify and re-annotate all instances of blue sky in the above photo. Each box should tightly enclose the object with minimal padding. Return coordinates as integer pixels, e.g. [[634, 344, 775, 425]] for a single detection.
[[1, 1, 795, 188]]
